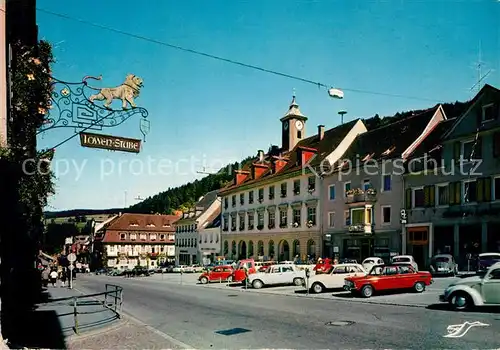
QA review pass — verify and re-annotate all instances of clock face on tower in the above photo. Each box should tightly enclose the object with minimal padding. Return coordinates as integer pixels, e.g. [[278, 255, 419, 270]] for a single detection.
[[295, 120, 303, 131]]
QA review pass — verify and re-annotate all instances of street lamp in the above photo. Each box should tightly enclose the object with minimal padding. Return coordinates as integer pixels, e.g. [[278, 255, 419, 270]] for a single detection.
[[328, 88, 344, 99], [338, 110, 347, 125]]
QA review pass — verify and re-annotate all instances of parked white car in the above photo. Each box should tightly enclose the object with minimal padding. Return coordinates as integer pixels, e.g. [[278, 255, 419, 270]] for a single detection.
[[304, 264, 367, 293], [172, 265, 187, 273], [391, 255, 418, 271], [248, 264, 306, 289], [362, 257, 385, 272]]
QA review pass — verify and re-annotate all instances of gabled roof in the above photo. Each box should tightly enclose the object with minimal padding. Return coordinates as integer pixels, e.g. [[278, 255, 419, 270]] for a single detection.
[[443, 84, 500, 139], [175, 190, 219, 225], [204, 208, 222, 229], [219, 119, 360, 194], [408, 118, 456, 159], [339, 105, 441, 165], [105, 213, 179, 233]]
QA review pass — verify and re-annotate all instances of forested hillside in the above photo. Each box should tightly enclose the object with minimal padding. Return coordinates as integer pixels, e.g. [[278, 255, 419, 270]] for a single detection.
[[128, 156, 253, 214]]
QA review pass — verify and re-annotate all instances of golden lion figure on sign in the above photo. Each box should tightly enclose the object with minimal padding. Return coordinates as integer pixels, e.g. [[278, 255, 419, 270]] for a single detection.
[[83, 74, 144, 110]]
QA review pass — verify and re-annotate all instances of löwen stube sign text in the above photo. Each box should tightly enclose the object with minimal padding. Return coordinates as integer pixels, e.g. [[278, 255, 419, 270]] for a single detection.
[[79, 132, 141, 153]]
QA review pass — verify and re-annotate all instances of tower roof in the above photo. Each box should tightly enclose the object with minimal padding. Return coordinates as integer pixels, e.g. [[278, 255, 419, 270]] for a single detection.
[[280, 95, 308, 122]]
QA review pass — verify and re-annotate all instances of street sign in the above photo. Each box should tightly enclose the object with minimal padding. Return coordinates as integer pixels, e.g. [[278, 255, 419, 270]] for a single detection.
[[67, 253, 77, 262], [68, 264, 75, 271]]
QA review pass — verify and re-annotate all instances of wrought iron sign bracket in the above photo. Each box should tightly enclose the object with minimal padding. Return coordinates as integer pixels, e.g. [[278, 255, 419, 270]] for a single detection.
[[38, 75, 150, 142]]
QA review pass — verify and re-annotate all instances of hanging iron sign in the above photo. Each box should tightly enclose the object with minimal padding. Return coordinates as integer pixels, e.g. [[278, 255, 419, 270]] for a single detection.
[[80, 132, 141, 153], [38, 74, 149, 140]]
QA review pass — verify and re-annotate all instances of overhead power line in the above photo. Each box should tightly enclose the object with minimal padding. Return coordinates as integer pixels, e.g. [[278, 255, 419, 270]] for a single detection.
[[37, 7, 439, 103]]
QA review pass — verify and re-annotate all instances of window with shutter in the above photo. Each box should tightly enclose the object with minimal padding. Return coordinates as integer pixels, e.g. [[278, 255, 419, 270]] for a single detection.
[[454, 182, 461, 204], [484, 177, 492, 201], [475, 136, 482, 159], [405, 188, 411, 209], [429, 185, 435, 206], [448, 183, 455, 205], [476, 178, 484, 202], [453, 142, 461, 163], [493, 132, 500, 158], [424, 186, 430, 207]]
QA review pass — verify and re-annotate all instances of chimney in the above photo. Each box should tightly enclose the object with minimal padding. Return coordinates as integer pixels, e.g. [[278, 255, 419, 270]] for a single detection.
[[318, 125, 325, 140], [257, 150, 264, 162]]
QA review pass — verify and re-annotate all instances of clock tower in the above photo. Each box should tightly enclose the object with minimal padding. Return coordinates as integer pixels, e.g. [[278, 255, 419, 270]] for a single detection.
[[280, 94, 308, 152]]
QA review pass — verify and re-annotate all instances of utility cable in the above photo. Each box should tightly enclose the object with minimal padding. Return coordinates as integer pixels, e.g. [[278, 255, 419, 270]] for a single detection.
[[36, 7, 440, 103]]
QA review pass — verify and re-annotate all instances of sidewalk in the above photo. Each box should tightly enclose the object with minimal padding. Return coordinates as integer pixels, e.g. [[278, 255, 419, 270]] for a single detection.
[[66, 318, 186, 349], [38, 285, 120, 337]]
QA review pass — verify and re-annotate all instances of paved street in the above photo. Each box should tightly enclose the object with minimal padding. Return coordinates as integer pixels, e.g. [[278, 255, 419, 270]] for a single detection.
[[75, 273, 500, 349]]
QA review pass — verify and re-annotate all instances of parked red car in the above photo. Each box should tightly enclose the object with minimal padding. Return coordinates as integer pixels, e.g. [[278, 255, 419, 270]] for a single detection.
[[231, 259, 257, 282], [344, 264, 433, 298], [198, 265, 234, 284]]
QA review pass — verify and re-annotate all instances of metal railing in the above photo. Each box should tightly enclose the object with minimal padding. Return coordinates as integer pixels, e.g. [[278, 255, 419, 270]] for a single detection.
[[46, 284, 123, 335]]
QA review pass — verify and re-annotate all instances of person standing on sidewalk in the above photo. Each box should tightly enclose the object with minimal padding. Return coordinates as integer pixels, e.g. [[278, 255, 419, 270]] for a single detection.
[[41, 267, 50, 287], [60, 268, 67, 287], [49, 269, 58, 287]]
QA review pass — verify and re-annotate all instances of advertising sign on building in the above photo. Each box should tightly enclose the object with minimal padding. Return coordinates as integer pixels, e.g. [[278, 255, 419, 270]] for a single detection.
[[79, 132, 141, 153]]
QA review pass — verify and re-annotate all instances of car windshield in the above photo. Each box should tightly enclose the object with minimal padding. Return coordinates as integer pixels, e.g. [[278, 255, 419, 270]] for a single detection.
[[392, 257, 410, 263], [433, 257, 450, 263], [364, 260, 375, 264]]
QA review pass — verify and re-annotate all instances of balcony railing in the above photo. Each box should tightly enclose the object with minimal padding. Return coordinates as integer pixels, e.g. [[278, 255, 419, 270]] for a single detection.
[[348, 223, 373, 234], [345, 192, 377, 204]]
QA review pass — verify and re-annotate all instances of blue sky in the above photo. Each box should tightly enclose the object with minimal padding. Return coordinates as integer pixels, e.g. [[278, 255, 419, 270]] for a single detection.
[[37, 0, 500, 211]]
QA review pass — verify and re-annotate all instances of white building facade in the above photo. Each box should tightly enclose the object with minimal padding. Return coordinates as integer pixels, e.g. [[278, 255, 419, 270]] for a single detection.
[[219, 96, 367, 262], [175, 191, 220, 265]]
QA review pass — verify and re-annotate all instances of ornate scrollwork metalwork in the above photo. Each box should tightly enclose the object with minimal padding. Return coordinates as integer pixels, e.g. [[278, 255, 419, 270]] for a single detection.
[[37, 76, 148, 134]]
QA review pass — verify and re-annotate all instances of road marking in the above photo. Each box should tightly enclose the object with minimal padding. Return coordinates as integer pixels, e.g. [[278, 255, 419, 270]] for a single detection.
[[443, 321, 490, 338], [74, 286, 197, 349]]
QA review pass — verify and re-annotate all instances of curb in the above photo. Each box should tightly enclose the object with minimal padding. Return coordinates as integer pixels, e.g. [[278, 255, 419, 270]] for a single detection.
[[201, 283, 429, 308]]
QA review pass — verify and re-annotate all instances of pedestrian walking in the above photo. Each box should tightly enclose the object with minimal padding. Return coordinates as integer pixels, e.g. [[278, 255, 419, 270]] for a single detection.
[[42, 267, 50, 288], [49, 269, 58, 287], [60, 268, 67, 287]]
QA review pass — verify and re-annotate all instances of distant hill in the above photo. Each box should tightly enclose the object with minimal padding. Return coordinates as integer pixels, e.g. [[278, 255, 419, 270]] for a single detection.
[[44, 208, 123, 219]]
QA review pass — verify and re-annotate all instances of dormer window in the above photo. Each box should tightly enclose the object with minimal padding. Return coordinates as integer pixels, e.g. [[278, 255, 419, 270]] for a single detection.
[[482, 103, 495, 122], [382, 146, 396, 156], [129, 222, 139, 227], [146, 223, 155, 227], [163, 222, 171, 227]]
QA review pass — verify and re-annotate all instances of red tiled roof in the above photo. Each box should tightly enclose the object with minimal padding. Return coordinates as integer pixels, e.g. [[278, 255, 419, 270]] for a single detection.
[[106, 213, 179, 232], [219, 119, 359, 194]]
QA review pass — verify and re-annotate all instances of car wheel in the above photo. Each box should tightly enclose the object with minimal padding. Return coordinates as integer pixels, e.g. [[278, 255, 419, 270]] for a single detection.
[[450, 292, 472, 311], [361, 285, 374, 298], [414, 282, 425, 293], [293, 278, 303, 286], [200, 277, 208, 284], [312, 282, 324, 294], [252, 280, 263, 289]]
